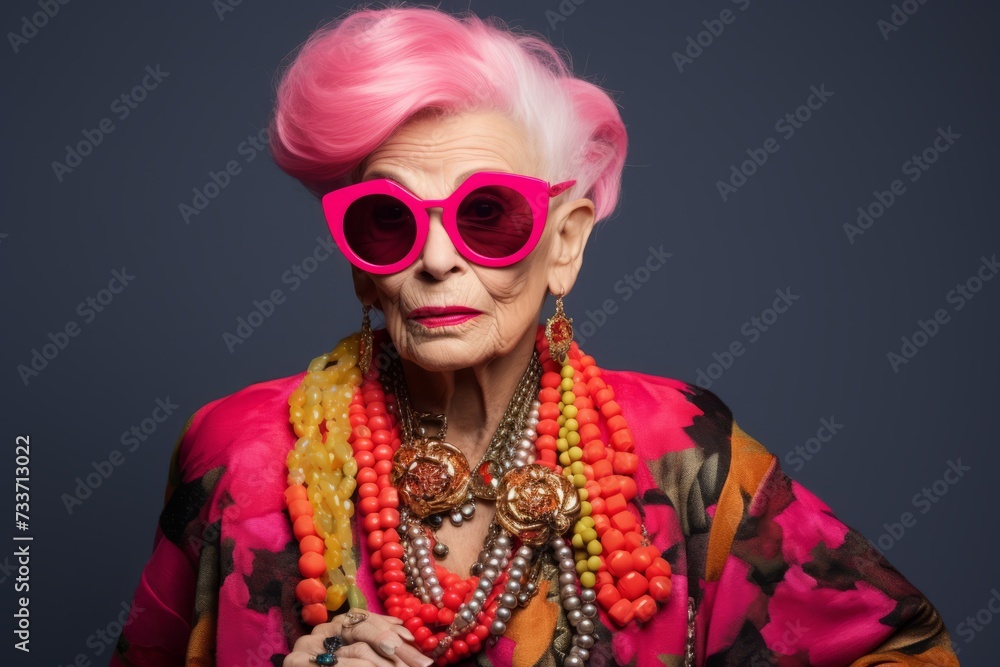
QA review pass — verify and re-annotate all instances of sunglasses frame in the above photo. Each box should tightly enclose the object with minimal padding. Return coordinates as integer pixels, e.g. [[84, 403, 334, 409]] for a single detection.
[[322, 171, 577, 275]]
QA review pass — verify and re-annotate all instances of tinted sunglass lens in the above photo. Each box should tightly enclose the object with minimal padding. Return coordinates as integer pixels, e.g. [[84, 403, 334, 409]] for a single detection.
[[456, 186, 534, 258], [343, 194, 416, 266]]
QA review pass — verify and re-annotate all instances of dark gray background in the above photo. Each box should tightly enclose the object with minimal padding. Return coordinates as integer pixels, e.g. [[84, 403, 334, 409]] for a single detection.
[[3, 0, 998, 664]]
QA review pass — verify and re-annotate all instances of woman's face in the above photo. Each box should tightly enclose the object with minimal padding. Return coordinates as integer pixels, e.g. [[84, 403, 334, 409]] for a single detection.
[[352, 110, 592, 372]]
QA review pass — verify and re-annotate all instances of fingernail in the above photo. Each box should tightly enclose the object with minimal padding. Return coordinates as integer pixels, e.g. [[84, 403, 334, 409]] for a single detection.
[[398, 628, 415, 641], [378, 641, 396, 655]]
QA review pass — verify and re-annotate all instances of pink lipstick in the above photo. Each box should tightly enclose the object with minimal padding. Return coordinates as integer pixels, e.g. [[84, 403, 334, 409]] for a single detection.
[[408, 306, 482, 328]]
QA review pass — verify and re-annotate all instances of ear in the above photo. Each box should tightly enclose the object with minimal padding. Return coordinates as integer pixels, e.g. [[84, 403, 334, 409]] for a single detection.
[[351, 267, 382, 310], [546, 197, 596, 296]]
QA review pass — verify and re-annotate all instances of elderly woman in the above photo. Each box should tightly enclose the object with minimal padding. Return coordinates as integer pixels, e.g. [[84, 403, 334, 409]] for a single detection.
[[113, 6, 959, 667]]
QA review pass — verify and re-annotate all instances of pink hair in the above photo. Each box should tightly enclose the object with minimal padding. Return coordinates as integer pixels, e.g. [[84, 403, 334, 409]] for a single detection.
[[268, 3, 627, 222]]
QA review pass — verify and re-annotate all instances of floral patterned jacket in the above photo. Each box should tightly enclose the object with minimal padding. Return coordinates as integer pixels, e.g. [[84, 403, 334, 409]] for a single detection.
[[112, 339, 959, 667]]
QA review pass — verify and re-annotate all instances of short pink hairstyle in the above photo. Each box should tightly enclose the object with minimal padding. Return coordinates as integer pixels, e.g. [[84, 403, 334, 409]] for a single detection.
[[268, 3, 627, 222]]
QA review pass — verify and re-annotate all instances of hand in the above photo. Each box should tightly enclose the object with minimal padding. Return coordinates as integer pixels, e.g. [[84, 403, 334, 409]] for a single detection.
[[283, 609, 434, 667]]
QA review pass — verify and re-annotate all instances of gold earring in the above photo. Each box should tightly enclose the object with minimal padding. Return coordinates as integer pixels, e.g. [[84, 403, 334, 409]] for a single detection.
[[359, 304, 373, 375], [545, 294, 573, 362]]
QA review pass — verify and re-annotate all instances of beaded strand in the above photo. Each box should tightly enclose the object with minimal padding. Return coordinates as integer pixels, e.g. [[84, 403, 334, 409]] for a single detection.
[[285, 335, 367, 624], [284, 325, 673, 663], [536, 328, 673, 625]]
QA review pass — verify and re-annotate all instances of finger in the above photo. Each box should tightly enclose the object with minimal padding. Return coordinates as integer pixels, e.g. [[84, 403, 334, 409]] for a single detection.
[[370, 633, 430, 667], [287, 634, 355, 667], [335, 615, 413, 643], [342, 618, 402, 647], [282, 648, 331, 667], [290, 656, 385, 667], [304, 611, 423, 667], [335, 609, 396, 635], [338, 642, 397, 667], [311, 619, 343, 636], [314, 611, 376, 638], [284, 653, 336, 667], [341, 622, 431, 667], [370, 632, 403, 659], [285, 633, 359, 667], [291, 633, 327, 655], [337, 659, 391, 667], [391, 641, 435, 667]]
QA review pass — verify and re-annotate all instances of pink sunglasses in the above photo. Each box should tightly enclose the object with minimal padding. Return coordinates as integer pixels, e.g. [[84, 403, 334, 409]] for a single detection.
[[322, 171, 577, 275]]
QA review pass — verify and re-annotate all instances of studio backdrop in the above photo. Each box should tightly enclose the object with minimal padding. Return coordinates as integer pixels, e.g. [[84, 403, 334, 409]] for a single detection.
[[2, 0, 998, 665]]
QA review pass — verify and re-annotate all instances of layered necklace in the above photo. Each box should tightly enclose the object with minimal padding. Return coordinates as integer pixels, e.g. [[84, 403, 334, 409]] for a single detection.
[[285, 325, 672, 666], [384, 345, 543, 546]]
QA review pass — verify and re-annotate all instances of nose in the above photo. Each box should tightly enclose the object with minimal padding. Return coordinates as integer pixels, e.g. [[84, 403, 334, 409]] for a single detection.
[[417, 207, 464, 280]]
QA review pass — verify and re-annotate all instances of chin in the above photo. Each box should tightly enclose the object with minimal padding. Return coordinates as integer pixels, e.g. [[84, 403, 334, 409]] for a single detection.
[[399, 337, 494, 372], [387, 315, 529, 371]]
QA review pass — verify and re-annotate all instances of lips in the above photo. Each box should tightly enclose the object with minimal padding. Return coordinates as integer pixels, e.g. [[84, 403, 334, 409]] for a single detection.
[[408, 306, 482, 328]]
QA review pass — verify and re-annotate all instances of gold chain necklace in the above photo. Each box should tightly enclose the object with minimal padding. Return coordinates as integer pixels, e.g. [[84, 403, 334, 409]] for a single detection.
[[383, 351, 542, 554]]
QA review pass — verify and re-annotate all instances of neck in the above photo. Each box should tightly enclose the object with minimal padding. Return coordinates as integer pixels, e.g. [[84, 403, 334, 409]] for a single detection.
[[395, 325, 539, 464]]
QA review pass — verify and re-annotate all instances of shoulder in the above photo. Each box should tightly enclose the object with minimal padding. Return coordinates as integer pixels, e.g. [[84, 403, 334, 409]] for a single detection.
[[173, 370, 308, 483], [600, 368, 748, 463], [598, 368, 745, 498], [156, 368, 311, 551], [600, 369, 778, 547], [600, 369, 735, 450]]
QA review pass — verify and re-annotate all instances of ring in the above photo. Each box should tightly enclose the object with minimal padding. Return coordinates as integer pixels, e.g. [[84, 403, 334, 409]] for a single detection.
[[309, 635, 342, 664], [343, 610, 369, 628]]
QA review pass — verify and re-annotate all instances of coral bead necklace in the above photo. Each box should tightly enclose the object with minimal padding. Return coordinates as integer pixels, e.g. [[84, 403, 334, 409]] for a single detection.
[[285, 324, 671, 665]]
